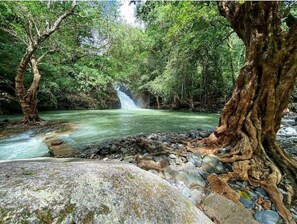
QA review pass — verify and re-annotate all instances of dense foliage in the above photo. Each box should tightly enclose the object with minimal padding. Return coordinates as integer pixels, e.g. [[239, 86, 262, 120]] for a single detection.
[[0, 1, 120, 113], [106, 1, 245, 111], [0, 1, 246, 114]]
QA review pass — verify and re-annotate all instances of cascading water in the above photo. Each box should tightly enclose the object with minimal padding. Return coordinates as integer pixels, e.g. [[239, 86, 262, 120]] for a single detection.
[[115, 87, 139, 109]]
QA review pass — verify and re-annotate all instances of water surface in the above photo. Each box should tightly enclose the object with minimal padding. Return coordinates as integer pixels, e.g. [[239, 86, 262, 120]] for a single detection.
[[0, 109, 219, 160]]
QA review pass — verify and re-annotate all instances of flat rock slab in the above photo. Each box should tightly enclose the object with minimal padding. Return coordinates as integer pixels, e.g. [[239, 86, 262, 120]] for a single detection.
[[201, 193, 259, 224], [44, 138, 78, 157], [0, 158, 213, 224]]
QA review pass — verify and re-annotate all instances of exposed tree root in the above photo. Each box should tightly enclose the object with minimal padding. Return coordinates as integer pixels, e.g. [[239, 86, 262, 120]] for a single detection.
[[188, 137, 297, 224]]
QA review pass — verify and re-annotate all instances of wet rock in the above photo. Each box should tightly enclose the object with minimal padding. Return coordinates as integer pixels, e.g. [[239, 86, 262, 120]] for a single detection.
[[0, 159, 212, 224], [255, 210, 280, 224], [45, 138, 77, 158]]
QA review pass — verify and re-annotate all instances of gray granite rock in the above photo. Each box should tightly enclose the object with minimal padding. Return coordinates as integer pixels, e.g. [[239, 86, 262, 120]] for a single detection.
[[0, 158, 213, 224]]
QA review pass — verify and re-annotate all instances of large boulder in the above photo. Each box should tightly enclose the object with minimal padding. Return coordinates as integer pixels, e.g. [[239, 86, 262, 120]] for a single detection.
[[0, 158, 212, 224]]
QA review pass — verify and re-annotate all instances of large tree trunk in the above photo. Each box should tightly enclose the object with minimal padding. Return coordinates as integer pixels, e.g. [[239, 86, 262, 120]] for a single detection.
[[194, 2, 297, 223], [156, 95, 161, 109], [15, 54, 41, 123]]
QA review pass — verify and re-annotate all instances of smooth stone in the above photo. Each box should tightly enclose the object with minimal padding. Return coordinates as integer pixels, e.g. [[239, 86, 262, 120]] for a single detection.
[[215, 164, 224, 173], [240, 197, 254, 208], [187, 153, 203, 167], [255, 210, 280, 224], [255, 187, 267, 197], [179, 162, 196, 171], [248, 191, 258, 201], [169, 154, 178, 159], [170, 169, 206, 188], [202, 155, 219, 165], [110, 144, 117, 152], [200, 163, 216, 173]]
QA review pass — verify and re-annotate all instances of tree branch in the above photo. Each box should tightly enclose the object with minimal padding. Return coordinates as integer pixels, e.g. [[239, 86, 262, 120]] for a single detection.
[[36, 49, 55, 64], [39, 1, 77, 45], [29, 16, 41, 37]]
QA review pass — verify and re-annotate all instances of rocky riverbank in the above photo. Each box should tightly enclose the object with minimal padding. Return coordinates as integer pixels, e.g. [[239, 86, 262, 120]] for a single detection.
[[74, 117, 297, 224], [1, 115, 296, 223]]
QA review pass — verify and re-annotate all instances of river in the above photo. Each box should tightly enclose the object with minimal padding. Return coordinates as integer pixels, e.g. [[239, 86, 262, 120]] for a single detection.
[[0, 109, 219, 160]]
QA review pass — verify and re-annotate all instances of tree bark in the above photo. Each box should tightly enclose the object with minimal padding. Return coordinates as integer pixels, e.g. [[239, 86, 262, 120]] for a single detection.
[[227, 37, 236, 87], [15, 46, 40, 123], [195, 2, 297, 223], [156, 96, 161, 109]]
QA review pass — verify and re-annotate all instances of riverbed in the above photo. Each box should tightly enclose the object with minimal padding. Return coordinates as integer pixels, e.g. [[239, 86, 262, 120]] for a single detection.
[[0, 109, 219, 160]]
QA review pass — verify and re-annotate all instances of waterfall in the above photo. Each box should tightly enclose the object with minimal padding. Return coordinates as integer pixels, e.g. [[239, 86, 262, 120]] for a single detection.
[[115, 87, 139, 109]]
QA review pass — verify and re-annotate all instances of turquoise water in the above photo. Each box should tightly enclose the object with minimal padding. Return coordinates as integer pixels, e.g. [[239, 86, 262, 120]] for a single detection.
[[0, 109, 219, 160]]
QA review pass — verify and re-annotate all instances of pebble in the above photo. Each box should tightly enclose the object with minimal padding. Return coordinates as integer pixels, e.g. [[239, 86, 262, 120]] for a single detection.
[[240, 196, 254, 208], [215, 164, 224, 173], [278, 127, 297, 135], [255, 187, 267, 197], [248, 191, 258, 201], [202, 155, 219, 165], [255, 210, 280, 224], [186, 153, 202, 167], [169, 154, 178, 159], [110, 144, 117, 152]]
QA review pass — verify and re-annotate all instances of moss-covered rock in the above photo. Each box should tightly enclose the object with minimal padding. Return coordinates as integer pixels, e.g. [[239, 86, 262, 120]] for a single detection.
[[0, 158, 212, 224]]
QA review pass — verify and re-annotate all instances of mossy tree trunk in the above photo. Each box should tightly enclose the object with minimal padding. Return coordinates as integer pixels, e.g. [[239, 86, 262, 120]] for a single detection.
[[199, 2, 297, 223]]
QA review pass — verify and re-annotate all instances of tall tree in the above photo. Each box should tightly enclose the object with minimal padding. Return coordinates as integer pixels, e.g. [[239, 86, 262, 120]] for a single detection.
[[194, 2, 297, 223], [1, 1, 76, 123]]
